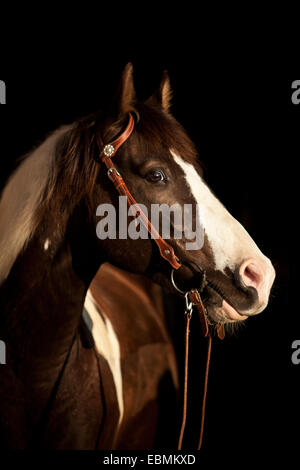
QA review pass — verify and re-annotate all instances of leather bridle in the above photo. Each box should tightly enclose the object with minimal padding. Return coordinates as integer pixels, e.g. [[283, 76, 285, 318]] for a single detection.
[[96, 112, 225, 450], [97, 112, 181, 270]]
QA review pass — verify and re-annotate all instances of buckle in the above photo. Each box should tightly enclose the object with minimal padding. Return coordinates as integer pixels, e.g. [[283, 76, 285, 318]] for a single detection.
[[107, 167, 121, 180]]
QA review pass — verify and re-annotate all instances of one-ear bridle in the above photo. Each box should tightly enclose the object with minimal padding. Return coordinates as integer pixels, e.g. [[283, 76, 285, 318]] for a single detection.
[[97, 112, 181, 270], [96, 112, 225, 451]]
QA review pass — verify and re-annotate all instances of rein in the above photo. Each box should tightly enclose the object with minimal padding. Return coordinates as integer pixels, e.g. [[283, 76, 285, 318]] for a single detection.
[[96, 112, 225, 450]]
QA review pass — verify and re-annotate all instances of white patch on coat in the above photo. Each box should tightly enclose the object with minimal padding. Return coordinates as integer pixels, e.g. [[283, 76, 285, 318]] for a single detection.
[[83, 290, 124, 435], [0, 125, 71, 284], [44, 238, 51, 251], [171, 150, 271, 273]]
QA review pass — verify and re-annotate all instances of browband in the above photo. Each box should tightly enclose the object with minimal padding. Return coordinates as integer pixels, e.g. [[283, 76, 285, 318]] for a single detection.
[[97, 113, 181, 269]]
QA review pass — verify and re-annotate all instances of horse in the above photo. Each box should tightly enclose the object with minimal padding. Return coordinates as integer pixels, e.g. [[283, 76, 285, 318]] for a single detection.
[[0, 63, 275, 449]]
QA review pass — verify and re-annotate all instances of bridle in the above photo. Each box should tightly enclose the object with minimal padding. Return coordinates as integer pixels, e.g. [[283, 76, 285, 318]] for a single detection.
[[97, 113, 181, 270], [96, 112, 225, 450]]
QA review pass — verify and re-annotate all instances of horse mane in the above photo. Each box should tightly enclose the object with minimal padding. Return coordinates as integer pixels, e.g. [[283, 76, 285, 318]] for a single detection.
[[0, 113, 101, 285], [41, 113, 101, 219]]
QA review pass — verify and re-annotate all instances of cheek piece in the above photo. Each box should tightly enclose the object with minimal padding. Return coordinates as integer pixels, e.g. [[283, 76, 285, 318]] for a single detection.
[[97, 112, 181, 270]]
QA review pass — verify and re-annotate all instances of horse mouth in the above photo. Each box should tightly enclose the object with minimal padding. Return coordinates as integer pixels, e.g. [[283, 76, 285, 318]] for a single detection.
[[217, 298, 247, 322], [204, 283, 248, 323]]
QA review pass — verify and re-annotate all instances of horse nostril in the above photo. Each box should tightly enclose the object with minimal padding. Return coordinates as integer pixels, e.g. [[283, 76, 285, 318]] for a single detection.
[[239, 259, 264, 291], [244, 265, 260, 286], [236, 257, 276, 314]]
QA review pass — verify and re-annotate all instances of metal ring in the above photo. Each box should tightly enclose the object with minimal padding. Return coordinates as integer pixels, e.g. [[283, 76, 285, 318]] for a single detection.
[[171, 268, 188, 295], [171, 260, 206, 295]]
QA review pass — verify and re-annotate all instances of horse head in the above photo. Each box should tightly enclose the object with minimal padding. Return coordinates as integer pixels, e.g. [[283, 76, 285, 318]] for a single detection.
[[83, 63, 275, 325]]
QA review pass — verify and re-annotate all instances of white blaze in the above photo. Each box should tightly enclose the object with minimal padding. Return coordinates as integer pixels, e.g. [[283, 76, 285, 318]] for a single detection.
[[171, 150, 271, 273]]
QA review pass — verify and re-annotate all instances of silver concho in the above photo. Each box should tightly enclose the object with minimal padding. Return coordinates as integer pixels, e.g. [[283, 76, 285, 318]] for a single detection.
[[103, 144, 115, 158]]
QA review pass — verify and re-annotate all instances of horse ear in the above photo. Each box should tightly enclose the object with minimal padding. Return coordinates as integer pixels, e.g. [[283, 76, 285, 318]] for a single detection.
[[115, 62, 136, 115], [147, 70, 172, 113]]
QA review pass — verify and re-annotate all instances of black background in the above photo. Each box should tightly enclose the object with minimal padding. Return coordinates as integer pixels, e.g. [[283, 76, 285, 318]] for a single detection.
[[0, 40, 295, 462]]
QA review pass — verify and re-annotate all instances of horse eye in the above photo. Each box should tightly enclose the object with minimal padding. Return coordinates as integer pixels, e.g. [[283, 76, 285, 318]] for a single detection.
[[146, 170, 166, 183]]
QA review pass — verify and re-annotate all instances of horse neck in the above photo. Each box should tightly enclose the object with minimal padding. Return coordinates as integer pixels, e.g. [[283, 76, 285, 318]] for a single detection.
[[0, 201, 103, 381]]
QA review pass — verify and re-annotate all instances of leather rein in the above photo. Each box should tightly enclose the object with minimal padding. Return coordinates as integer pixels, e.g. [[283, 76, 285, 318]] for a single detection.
[[96, 112, 225, 450]]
